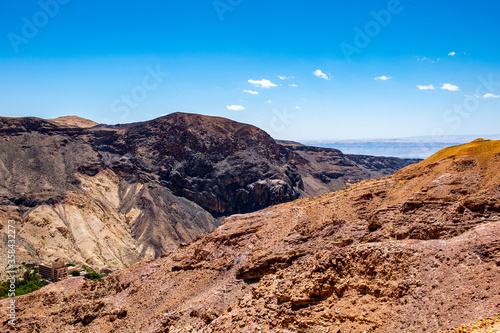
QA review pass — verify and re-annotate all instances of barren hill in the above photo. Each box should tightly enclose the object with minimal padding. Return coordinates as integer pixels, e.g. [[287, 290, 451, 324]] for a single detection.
[[48, 116, 99, 128], [1, 139, 498, 332], [0, 113, 416, 271]]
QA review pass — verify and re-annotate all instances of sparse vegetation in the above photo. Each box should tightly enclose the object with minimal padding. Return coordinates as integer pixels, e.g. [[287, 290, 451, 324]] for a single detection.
[[0, 267, 48, 299], [81, 265, 103, 281]]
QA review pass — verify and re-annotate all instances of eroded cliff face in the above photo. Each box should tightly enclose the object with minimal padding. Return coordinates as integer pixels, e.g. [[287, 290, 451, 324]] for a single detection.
[[1, 139, 498, 333], [0, 113, 416, 270], [0, 167, 217, 272], [280, 141, 419, 195]]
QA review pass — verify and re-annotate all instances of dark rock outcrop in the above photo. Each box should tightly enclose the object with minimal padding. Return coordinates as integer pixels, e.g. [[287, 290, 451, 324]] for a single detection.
[[1, 113, 416, 218], [1, 139, 498, 333], [0, 113, 417, 269], [278, 140, 419, 195]]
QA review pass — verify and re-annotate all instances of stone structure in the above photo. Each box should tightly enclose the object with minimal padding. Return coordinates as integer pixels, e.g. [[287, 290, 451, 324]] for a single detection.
[[38, 258, 68, 281]]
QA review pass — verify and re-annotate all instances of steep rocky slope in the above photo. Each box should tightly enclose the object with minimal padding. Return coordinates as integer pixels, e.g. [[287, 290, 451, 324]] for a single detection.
[[279, 140, 418, 195], [1, 139, 498, 332], [0, 113, 415, 270]]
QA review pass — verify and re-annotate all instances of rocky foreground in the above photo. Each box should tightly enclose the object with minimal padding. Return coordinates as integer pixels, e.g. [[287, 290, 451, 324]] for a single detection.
[[1, 139, 498, 332], [0, 113, 416, 271]]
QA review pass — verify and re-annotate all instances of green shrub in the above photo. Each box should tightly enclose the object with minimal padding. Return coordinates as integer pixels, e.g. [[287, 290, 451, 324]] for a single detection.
[[81, 265, 103, 281], [0, 267, 48, 299]]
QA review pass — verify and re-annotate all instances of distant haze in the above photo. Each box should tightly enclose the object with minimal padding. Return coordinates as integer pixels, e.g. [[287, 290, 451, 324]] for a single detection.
[[303, 135, 500, 159]]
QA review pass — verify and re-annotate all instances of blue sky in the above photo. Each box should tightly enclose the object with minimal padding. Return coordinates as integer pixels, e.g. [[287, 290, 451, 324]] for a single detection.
[[1, 0, 499, 140]]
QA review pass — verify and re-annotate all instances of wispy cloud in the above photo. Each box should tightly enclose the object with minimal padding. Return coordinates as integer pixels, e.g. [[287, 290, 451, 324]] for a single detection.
[[226, 105, 245, 111], [289, 84, 298, 87], [278, 75, 294, 80], [243, 89, 259, 95], [248, 79, 277, 88], [375, 75, 392, 81], [441, 83, 459, 91], [448, 51, 457, 56], [266, 100, 272, 104], [295, 106, 300, 109], [313, 69, 332, 80], [484, 93, 500, 98], [417, 84, 435, 90], [416, 56, 440, 63]]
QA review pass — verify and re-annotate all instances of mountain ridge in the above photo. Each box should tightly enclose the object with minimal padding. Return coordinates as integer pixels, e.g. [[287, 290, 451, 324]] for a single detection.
[[0, 112, 418, 272], [0, 139, 497, 332]]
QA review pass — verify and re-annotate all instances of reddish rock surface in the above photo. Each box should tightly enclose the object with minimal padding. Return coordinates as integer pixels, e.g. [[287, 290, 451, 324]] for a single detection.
[[0, 113, 416, 271], [0, 139, 498, 332]]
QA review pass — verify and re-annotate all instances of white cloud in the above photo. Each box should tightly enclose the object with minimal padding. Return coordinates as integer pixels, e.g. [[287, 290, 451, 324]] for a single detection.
[[289, 84, 298, 87], [417, 56, 440, 63], [448, 51, 457, 56], [248, 79, 277, 88], [313, 69, 332, 80], [484, 93, 500, 98], [441, 83, 460, 91], [226, 105, 245, 111], [375, 75, 392, 81], [266, 100, 272, 104], [417, 84, 435, 90], [243, 89, 259, 95], [295, 106, 300, 109]]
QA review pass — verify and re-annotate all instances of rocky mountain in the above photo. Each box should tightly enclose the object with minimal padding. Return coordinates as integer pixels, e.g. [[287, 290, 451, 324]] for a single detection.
[[1, 139, 498, 332], [0, 113, 417, 271], [278, 140, 418, 195]]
